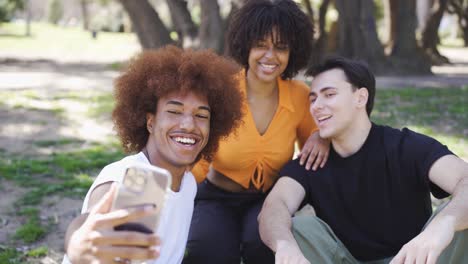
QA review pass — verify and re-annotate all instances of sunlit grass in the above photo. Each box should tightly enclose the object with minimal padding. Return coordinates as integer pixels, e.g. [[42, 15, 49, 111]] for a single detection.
[[0, 22, 140, 61], [372, 87, 467, 158]]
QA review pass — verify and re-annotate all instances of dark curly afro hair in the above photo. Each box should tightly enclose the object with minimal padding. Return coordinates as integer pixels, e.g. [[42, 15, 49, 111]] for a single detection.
[[226, 0, 314, 79], [112, 45, 244, 162]]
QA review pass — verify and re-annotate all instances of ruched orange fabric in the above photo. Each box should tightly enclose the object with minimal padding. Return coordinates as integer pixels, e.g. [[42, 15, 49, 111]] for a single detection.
[[192, 75, 317, 192]]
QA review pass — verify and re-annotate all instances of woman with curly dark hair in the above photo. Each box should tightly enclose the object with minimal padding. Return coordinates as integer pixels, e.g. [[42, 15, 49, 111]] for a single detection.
[[184, 1, 330, 263], [62, 46, 243, 264]]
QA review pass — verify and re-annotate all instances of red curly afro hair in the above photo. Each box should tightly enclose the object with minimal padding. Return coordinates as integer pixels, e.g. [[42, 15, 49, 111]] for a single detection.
[[112, 45, 244, 162]]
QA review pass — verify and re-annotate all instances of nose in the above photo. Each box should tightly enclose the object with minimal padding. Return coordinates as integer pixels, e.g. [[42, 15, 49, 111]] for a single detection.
[[310, 96, 323, 114], [264, 46, 275, 58], [180, 114, 195, 131]]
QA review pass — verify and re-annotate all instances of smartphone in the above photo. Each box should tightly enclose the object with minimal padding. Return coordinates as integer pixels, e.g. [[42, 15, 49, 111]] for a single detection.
[[111, 163, 172, 234]]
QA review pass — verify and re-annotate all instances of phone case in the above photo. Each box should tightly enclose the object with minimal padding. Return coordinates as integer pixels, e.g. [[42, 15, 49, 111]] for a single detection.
[[111, 163, 172, 234]]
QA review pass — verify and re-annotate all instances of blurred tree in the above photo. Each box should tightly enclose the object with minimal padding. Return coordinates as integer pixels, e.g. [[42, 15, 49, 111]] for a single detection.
[[48, 0, 63, 24], [118, 0, 225, 52], [118, 0, 173, 49], [387, 0, 432, 74], [334, 0, 392, 74], [166, 0, 198, 48], [421, 0, 450, 64], [80, 0, 90, 30], [448, 0, 468, 46], [0, 0, 24, 22]]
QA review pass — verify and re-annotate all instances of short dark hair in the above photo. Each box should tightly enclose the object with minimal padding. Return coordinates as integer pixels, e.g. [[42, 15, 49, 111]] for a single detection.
[[226, 0, 314, 79], [112, 45, 244, 162], [307, 56, 376, 116]]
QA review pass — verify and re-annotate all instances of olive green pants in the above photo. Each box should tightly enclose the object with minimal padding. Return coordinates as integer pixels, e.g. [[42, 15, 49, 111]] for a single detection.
[[292, 204, 468, 264]]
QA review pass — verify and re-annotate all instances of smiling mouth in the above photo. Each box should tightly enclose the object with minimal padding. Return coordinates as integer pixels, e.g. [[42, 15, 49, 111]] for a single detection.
[[259, 63, 278, 70], [171, 136, 197, 146], [317, 115, 332, 124]]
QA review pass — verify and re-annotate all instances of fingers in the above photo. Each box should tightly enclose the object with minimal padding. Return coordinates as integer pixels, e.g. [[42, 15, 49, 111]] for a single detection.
[[93, 205, 156, 229], [91, 230, 160, 248], [91, 183, 118, 215], [426, 251, 440, 264], [390, 251, 404, 264], [95, 245, 160, 262], [305, 147, 319, 171]]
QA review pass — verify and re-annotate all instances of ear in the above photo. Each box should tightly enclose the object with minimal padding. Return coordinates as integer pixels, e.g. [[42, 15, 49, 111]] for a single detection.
[[146, 113, 154, 133], [356, 87, 368, 110]]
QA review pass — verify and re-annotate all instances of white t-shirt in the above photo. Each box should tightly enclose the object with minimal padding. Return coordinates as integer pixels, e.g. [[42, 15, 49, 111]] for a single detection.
[[63, 152, 197, 264]]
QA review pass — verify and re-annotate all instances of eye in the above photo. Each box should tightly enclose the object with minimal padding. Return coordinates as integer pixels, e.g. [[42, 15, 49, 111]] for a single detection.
[[309, 97, 317, 103], [254, 42, 267, 48], [167, 110, 181, 115], [275, 44, 289, 51], [195, 114, 209, 119], [325, 93, 335, 98]]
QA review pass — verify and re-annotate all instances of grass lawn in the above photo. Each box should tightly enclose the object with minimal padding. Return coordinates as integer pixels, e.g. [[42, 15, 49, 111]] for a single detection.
[[372, 87, 467, 158], [0, 22, 140, 61]]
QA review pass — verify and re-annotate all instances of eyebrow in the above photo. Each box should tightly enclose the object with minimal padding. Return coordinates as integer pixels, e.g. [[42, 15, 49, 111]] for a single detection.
[[166, 100, 211, 112]]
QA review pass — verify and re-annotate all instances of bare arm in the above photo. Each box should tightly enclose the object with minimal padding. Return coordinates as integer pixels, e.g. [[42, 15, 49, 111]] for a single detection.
[[391, 155, 468, 264], [259, 177, 309, 263], [427, 155, 468, 231], [64, 182, 160, 264], [64, 182, 111, 251]]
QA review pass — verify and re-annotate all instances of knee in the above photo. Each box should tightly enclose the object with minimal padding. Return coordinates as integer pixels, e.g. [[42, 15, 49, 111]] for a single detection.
[[242, 237, 275, 264], [184, 237, 240, 264]]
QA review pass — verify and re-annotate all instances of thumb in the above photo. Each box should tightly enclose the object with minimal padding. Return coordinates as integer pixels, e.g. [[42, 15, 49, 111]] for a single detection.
[[90, 182, 118, 215]]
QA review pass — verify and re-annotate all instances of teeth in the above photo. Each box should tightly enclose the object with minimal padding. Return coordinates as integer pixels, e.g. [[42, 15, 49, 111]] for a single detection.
[[260, 63, 276, 69], [318, 115, 331, 121], [174, 137, 195, 145]]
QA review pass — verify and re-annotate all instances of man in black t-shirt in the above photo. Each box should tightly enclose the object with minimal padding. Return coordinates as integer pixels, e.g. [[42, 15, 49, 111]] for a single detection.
[[258, 57, 468, 264]]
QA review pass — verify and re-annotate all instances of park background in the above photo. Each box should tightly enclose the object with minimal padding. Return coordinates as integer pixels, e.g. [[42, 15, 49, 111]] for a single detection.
[[0, 0, 467, 263]]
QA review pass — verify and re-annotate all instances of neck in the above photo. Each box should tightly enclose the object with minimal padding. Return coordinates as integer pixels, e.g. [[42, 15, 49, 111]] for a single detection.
[[246, 69, 278, 97], [331, 116, 372, 158], [143, 146, 186, 192]]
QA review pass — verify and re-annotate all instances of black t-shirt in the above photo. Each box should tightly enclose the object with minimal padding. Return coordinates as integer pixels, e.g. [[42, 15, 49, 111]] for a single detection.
[[281, 123, 453, 261]]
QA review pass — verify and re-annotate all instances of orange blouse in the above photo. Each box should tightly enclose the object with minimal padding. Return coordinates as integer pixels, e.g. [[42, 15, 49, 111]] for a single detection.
[[192, 75, 318, 192]]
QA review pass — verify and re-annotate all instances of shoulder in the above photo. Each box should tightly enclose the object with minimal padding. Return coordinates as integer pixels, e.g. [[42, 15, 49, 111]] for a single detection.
[[285, 79, 310, 97], [280, 158, 308, 180], [97, 152, 145, 182], [380, 124, 447, 152]]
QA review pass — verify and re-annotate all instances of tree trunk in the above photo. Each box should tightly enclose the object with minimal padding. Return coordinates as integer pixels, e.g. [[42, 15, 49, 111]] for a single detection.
[[80, 0, 89, 31], [166, 0, 198, 48], [464, 24, 468, 47], [335, 0, 391, 74], [422, 0, 450, 64], [25, 0, 31, 37], [118, 0, 173, 50], [385, 0, 399, 49], [309, 0, 331, 65], [389, 0, 432, 74], [199, 0, 223, 52]]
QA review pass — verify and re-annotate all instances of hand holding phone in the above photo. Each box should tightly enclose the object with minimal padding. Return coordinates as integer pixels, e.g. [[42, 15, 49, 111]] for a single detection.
[[112, 163, 172, 234]]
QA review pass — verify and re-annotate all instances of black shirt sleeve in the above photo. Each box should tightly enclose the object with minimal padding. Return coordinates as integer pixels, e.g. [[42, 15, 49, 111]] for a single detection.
[[401, 128, 454, 199], [279, 158, 310, 206]]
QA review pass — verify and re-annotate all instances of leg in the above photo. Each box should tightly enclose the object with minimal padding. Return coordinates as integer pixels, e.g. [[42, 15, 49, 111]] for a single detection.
[[292, 215, 358, 264], [241, 198, 275, 264], [183, 182, 241, 264]]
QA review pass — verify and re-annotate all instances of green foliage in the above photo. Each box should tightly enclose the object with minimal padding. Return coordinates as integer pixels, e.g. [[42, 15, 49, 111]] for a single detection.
[[48, 0, 63, 24], [14, 207, 45, 243], [1, 143, 124, 205], [371, 87, 468, 157], [0, 0, 24, 22], [0, 247, 23, 264], [26, 246, 48, 258], [14, 221, 46, 243]]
